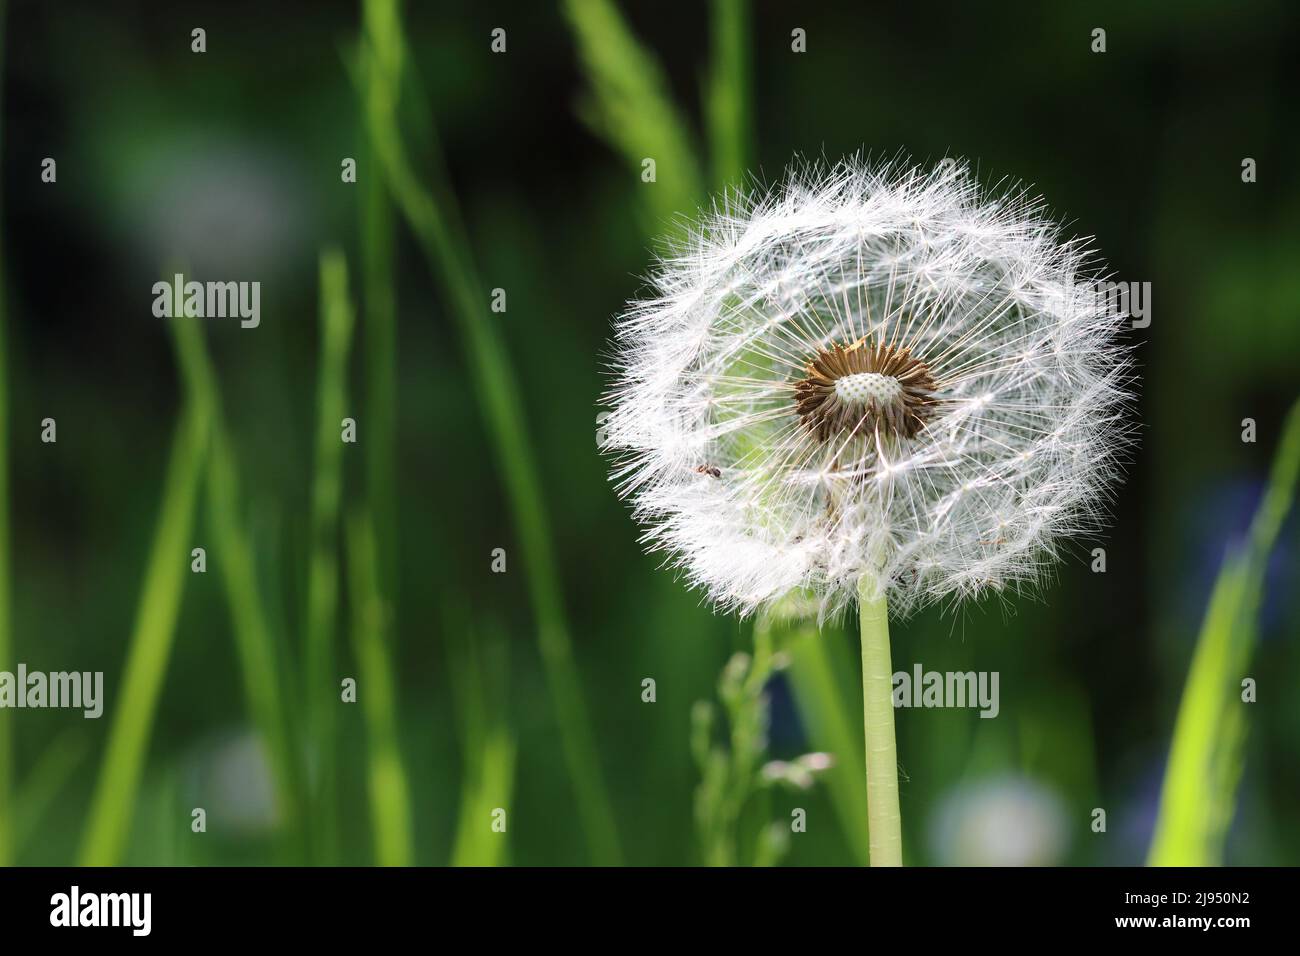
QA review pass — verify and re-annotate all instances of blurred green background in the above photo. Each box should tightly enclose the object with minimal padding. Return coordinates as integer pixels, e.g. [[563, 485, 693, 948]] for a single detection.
[[0, 0, 1296, 866]]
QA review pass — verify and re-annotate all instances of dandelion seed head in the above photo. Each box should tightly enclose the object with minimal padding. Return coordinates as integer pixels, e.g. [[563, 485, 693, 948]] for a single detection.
[[602, 157, 1136, 620]]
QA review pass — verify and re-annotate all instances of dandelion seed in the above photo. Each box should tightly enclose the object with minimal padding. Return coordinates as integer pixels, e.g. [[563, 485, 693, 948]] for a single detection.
[[603, 157, 1135, 621]]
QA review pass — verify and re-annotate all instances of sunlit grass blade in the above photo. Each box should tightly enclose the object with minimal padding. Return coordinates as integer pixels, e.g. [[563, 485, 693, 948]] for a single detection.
[[359, 0, 622, 865], [563, 0, 705, 231], [169, 314, 306, 861], [446, 608, 516, 867], [78, 396, 210, 865], [1148, 396, 1300, 865], [704, 0, 752, 192], [784, 620, 873, 866], [345, 510, 413, 866], [449, 725, 514, 867], [305, 248, 356, 863]]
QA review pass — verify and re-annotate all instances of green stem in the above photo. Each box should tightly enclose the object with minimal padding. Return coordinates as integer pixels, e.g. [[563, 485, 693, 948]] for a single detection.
[[858, 574, 902, 866], [171, 311, 306, 861], [305, 249, 355, 863], [346, 511, 414, 867], [79, 399, 209, 865], [360, 5, 400, 613]]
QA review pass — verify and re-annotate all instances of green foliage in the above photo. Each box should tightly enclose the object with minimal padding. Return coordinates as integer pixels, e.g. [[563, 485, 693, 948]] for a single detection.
[[785, 620, 873, 866], [13, 730, 87, 860], [693, 615, 830, 866], [79, 383, 210, 865], [346, 511, 414, 867], [1149, 397, 1300, 865], [563, 0, 705, 232], [704, 0, 752, 192], [305, 248, 356, 862], [360, 0, 400, 612], [446, 608, 516, 867], [172, 310, 306, 860], [360, 0, 622, 865]]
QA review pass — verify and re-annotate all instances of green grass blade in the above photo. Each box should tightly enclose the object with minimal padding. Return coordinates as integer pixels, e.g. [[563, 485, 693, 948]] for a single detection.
[[704, 0, 752, 192], [445, 609, 516, 867], [563, 0, 705, 231], [359, 0, 622, 865], [78, 397, 210, 865], [1148, 396, 1300, 865], [346, 511, 413, 866], [170, 315, 306, 861], [784, 620, 873, 866], [305, 248, 356, 863], [360, 0, 401, 612], [449, 725, 515, 867]]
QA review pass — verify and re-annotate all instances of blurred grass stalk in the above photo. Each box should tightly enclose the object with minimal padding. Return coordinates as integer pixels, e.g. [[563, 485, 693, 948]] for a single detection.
[[563, 0, 705, 231], [360, 0, 622, 865], [0, 0, 12, 867], [361, 0, 400, 616], [346, 512, 413, 866], [1148, 396, 1300, 865], [784, 621, 874, 866], [446, 608, 516, 867], [305, 249, 356, 862], [171, 314, 306, 860], [692, 620, 785, 866], [704, 0, 752, 192], [79, 386, 210, 865]]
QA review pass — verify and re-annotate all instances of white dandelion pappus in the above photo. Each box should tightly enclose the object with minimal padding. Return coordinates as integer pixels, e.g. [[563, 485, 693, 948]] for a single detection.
[[603, 158, 1134, 620]]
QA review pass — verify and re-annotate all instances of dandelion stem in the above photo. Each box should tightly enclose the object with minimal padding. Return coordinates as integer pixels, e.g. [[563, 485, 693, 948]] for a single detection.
[[858, 574, 902, 866]]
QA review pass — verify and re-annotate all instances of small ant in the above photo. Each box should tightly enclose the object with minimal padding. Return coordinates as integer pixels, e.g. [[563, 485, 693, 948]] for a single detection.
[[694, 464, 722, 479]]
